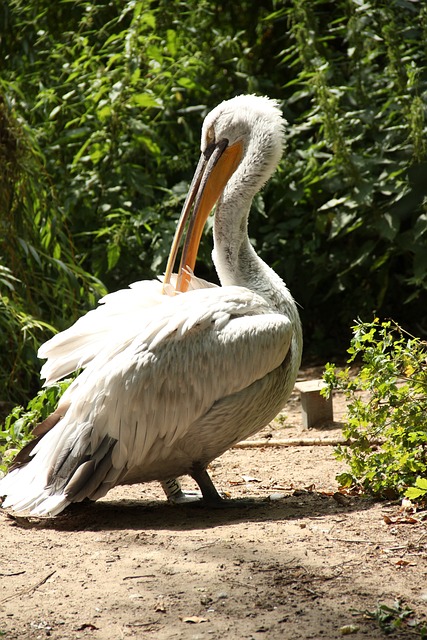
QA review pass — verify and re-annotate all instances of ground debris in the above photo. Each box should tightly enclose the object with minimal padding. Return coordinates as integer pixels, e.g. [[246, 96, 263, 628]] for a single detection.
[[1, 383, 427, 640], [181, 616, 208, 624]]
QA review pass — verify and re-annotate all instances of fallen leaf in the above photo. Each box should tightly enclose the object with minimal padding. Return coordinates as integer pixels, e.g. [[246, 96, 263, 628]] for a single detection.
[[269, 492, 286, 501], [332, 492, 348, 506], [154, 595, 166, 613], [340, 624, 360, 635], [383, 515, 419, 525], [408, 618, 423, 627], [76, 623, 99, 631], [403, 517, 419, 524], [401, 498, 414, 511], [241, 475, 261, 483], [182, 616, 208, 624]]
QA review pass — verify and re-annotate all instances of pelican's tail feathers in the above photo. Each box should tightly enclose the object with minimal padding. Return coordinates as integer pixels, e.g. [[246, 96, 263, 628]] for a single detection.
[[0, 465, 70, 517]]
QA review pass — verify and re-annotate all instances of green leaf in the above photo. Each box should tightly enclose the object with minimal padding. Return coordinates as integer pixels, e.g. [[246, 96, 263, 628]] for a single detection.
[[107, 243, 121, 271], [405, 487, 426, 500], [415, 477, 427, 490], [130, 94, 161, 108]]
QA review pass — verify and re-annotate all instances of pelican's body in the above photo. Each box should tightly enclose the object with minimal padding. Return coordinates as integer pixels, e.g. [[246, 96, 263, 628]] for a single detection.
[[0, 95, 302, 516]]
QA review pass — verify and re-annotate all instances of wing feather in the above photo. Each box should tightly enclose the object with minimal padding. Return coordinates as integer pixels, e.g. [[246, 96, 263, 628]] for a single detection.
[[1, 285, 294, 515], [38, 275, 214, 386], [85, 285, 293, 468]]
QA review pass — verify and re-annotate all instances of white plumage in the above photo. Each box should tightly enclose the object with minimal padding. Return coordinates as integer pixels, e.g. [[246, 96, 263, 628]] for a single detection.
[[0, 94, 302, 515]]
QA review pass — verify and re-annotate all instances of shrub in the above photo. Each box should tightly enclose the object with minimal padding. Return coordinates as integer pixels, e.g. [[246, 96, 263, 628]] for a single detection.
[[323, 319, 427, 501], [0, 379, 72, 474]]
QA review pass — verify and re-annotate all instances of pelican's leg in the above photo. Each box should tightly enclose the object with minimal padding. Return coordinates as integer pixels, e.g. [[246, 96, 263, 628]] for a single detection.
[[192, 466, 256, 508], [191, 467, 226, 507], [160, 478, 202, 504]]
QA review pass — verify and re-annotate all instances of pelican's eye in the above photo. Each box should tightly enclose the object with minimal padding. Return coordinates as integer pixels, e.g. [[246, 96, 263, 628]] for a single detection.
[[203, 126, 217, 159], [206, 126, 215, 145]]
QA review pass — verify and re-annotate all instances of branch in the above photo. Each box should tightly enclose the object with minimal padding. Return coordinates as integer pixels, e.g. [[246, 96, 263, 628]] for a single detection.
[[233, 438, 350, 448]]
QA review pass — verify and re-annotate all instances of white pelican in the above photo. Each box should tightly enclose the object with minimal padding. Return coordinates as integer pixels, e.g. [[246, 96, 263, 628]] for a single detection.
[[0, 94, 302, 516]]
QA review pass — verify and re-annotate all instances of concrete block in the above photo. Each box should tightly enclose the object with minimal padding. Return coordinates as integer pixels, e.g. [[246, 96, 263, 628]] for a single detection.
[[295, 379, 333, 429]]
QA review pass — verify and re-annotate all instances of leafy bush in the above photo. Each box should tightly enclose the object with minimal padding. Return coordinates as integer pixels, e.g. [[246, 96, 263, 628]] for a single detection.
[[1, 0, 274, 406], [260, 0, 427, 353], [364, 600, 427, 637], [407, 477, 427, 502], [1, 0, 427, 409], [0, 379, 72, 473], [0, 93, 106, 407], [323, 319, 427, 501]]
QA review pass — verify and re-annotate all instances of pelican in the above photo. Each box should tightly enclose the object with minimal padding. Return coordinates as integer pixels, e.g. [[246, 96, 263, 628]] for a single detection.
[[0, 95, 302, 516]]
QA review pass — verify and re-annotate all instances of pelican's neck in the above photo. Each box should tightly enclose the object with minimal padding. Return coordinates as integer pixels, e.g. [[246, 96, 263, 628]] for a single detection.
[[212, 182, 292, 314]]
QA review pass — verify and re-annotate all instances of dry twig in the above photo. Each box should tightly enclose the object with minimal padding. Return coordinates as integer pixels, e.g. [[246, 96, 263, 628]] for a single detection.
[[234, 438, 349, 448], [0, 571, 55, 605]]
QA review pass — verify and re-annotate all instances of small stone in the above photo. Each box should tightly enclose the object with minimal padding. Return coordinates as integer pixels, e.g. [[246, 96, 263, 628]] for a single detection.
[[269, 492, 286, 501], [340, 624, 360, 635]]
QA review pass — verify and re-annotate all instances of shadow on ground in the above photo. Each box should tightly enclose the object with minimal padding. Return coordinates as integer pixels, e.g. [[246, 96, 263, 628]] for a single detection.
[[4, 488, 376, 533]]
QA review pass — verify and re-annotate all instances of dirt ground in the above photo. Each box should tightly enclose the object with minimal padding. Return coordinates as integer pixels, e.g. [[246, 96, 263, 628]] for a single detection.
[[1, 369, 426, 640]]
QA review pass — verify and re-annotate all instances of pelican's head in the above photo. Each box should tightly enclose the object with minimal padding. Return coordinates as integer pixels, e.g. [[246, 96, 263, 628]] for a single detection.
[[163, 95, 286, 292], [201, 95, 285, 188]]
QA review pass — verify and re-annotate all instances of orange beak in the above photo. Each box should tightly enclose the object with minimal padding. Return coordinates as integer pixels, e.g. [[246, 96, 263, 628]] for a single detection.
[[163, 137, 243, 293]]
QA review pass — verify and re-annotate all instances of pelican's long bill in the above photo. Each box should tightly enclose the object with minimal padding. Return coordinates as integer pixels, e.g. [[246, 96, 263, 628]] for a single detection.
[[163, 137, 243, 293]]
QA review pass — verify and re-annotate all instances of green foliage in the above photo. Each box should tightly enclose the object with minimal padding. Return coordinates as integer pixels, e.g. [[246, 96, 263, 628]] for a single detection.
[[323, 319, 427, 500], [0, 379, 72, 473], [258, 0, 427, 353], [363, 600, 427, 637], [2, 0, 259, 290], [0, 94, 106, 406], [1, 0, 272, 406], [406, 476, 427, 502], [1, 0, 427, 409]]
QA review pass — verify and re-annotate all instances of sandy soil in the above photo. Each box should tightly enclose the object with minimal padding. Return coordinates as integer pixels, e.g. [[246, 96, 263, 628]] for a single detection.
[[1, 372, 426, 640]]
